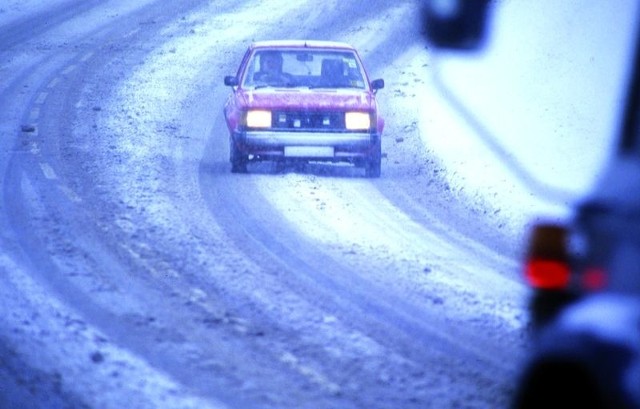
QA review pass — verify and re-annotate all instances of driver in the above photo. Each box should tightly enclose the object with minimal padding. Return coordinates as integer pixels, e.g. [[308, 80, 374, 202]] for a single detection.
[[255, 51, 291, 84]]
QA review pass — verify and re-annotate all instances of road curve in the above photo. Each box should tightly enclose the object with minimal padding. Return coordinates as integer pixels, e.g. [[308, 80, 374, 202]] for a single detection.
[[0, 1, 528, 408]]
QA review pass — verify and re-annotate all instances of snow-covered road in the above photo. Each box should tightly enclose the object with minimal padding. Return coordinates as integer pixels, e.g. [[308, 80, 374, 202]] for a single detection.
[[1, 0, 632, 408]]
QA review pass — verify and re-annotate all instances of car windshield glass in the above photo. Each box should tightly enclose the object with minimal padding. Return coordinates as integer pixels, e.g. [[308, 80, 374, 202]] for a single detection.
[[242, 49, 367, 89]]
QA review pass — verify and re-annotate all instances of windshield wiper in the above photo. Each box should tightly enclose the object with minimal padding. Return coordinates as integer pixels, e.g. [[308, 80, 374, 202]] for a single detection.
[[254, 83, 303, 90], [309, 84, 361, 90]]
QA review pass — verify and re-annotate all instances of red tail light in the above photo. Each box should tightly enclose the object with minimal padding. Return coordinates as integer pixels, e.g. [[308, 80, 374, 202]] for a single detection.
[[524, 224, 571, 290], [525, 259, 571, 289]]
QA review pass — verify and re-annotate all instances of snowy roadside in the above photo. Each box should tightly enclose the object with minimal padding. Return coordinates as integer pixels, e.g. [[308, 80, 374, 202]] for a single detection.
[[419, 1, 638, 230]]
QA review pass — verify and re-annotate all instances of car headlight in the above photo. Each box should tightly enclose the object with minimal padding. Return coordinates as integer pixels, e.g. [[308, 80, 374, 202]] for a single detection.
[[246, 110, 272, 128], [345, 112, 371, 130]]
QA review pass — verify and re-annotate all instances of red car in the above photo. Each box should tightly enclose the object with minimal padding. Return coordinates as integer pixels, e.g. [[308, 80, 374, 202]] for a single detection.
[[223, 40, 385, 177]]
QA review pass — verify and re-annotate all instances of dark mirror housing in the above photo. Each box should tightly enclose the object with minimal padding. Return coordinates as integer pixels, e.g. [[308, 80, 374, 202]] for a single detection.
[[423, 0, 492, 50], [224, 76, 238, 86], [371, 78, 384, 91]]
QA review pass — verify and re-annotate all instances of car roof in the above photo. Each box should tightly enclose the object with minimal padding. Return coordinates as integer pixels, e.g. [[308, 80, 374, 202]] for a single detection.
[[248, 40, 356, 52]]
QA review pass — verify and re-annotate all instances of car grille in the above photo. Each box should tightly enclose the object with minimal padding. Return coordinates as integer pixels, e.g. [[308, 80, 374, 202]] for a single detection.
[[271, 111, 346, 131]]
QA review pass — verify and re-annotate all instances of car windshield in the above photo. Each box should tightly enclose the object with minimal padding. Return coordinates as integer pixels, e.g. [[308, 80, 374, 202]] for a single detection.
[[242, 48, 367, 89]]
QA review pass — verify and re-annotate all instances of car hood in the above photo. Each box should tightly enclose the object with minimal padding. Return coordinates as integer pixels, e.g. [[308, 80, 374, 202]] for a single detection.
[[237, 88, 376, 111]]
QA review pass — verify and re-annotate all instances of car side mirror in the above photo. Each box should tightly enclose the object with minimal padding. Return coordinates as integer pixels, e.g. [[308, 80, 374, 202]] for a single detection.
[[224, 76, 238, 87], [371, 78, 384, 92], [422, 0, 492, 50]]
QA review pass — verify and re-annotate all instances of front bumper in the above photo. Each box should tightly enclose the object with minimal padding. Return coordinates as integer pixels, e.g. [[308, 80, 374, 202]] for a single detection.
[[232, 130, 380, 160]]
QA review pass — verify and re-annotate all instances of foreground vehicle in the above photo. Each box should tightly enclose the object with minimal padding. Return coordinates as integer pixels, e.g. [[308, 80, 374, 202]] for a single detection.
[[513, 134, 640, 408], [423, 1, 640, 407], [223, 40, 385, 177]]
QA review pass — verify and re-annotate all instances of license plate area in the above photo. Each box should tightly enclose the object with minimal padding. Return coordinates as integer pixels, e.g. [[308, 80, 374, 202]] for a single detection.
[[284, 146, 334, 157]]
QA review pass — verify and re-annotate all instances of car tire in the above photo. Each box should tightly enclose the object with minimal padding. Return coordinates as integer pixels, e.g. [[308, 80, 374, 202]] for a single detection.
[[364, 141, 381, 178], [230, 139, 248, 173]]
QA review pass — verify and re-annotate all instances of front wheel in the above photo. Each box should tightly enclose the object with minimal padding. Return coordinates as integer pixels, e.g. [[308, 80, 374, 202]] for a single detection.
[[230, 138, 248, 173], [364, 141, 381, 178]]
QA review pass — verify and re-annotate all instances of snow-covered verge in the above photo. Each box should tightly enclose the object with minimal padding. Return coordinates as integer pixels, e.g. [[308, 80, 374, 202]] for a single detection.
[[423, 0, 639, 228]]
